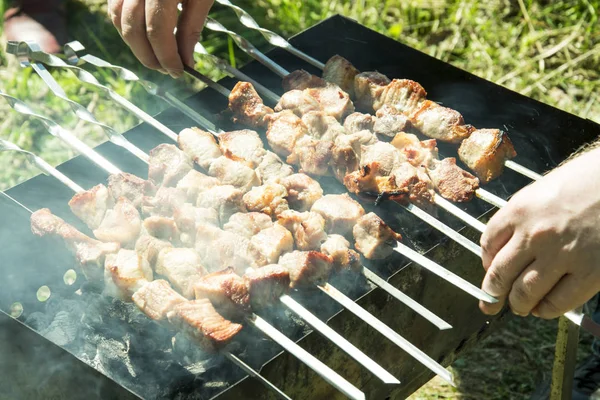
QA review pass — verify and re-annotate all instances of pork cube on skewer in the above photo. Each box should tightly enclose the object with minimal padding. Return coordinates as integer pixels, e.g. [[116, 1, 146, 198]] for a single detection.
[[178, 127, 222, 170], [250, 224, 294, 264], [274, 90, 322, 117], [458, 128, 517, 183], [410, 100, 474, 143], [174, 203, 219, 246], [229, 81, 274, 129], [305, 84, 355, 121], [218, 129, 267, 168], [311, 194, 365, 237], [208, 155, 261, 193], [354, 71, 391, 112], [148, 144, 194, 187], [373, 105, 412, 138], [156, 248, 208, 298], [279, 251, 333, 289], [108, 173, 153, 209], [68, 184, 113, 230], [287, 135, 334, 177], [343, 112, 376, 134], [135, 234, 172, 268], [265, 110, 308, 157], [194, 267, 251, 317], [244, 265, 291, 310], [167, 298, 243, 352], [282, 69, 327, 92], [196, 185, 246, 223], [31, 208, 120, 280], [141, 186, 187, 217], [353, 213, 402, 259], [242, 183, 290, 218], [223, 212, 273, 239], [322, 55, 360, 98], [331, 130, 378, 182], [427, 158, 480, 203], [279, 173, 324, 211], [302, 111, 347, 142], [320, 234, 362, 273], [176, 170, 220, 203], [104, 248, 153, 300], [277, 210, 328, 251], [360, 141, 407, 176], [374, 79, 428, 115], [133, 279, 187, 321], [93, 197, 141, 247], [142, 216, 180, 242], [256, 151, 294, 183], [390, 132, 439, 168]]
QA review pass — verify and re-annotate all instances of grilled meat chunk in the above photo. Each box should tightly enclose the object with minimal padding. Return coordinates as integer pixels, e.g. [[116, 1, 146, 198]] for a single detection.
[[133, 280, 187, 321], [148, 144, 194, 187], [223, 212, 273, 239], [323, 55, 360, 98], [287, 135, 334, 176], [458, 128, 517, 183], [142, 186, 186, 217], [427, 158, 480, 202], [196, 185, 246, 223], [69, 184, 113, 230], [311, 194, 365, 237], [108, 173, 151, 209], [302, 111, 346, 142], [375, 79, 427, 114], [331, 130, 378, 182], [135, 234, 172, 268], [410, 100, 473, 143], [373, 105, 411, 138], [277, 210, 328, 251], [343, 112, 375, 133], [279, 251, 333, 289], [275, 89, 322, 117], [354, 71, 391, 112], [320, 234, 362, 273], [156, 248, 207, 298], [208, 156, 261, 193], [229, 81, 274, 129], [104, 249, 153, 300], [282, 69, 326, 91], [178, 127, 222, 170], [251, 224, 294, 264], [194, 267, 251, 317], [256, 151, 294, 183], [142, 216, 180, 242], [242, 183, 289, 218], [353, 213, 402, 259], [390, 132, 439, 168], [305, 84, 355, 121], [176, 170, 220, 202], [265, 110, 308, 157], [360, 141, 407, 176], [31, 208, 120, 280], [167, 298, 243, 352], [279, 173, 324, 211], [244, 265, 290, 309], [218, 129, 267, 168], [93, 197, 141, 247], [174, 204, 219, 246]]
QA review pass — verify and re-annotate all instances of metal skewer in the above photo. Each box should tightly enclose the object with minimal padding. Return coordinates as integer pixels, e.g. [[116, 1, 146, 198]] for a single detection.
[[504, 159, 544, 180], [8, 40, 179, 143]]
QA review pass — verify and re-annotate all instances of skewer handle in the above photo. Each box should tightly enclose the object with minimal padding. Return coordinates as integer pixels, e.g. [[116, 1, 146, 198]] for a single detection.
[[505, 160, 544, 181]]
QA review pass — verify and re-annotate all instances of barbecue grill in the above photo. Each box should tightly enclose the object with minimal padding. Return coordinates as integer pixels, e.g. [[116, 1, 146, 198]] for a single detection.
[[1, 14, 600, 400]]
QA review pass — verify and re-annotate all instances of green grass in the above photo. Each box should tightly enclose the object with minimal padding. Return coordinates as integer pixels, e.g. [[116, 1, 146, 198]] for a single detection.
[[0, 0, 599, 398]]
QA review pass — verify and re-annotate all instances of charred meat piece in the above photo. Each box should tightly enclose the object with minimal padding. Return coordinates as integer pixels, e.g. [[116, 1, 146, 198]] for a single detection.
[[375, 79, 427, 114], [108, 173, 151, 209], [135, 234, 172, 268], [176, 170, 220, 202], [320, 234, 362, 273], [142, 216, 180, 242], [148, 144, 194, 187], [208, 155, 261, 193], [194, 267, 251, 317], [242, 183, 289, 218], [311, 194, 365, 237], [305, 84, 355, 121], [277, 210, 328, 251], [156, 248, 207, 298], [31, 208, 120, 280], [279, 173, 324, 211], [244, 265, 290, 309], [410, 100, 474, 143], [353, 213, 402, 259], [196, 185, 246, 223], [218, 129, 267, 168], [354, 71, 391, 112], [275, 90, 322, 117], [93, 197, 141, 247], [142, 186, 186, 217], [331, 130, 378, 182], [390, 132, 439, 168], [427, 158, 480, 202], [302, 111, 347, 142], [133, 280, 187, 321], [178, 127, 222, 170], [256, 151, 294, 183], [458, 128, 517, 183], [279, 251, 333, 289], [322, 55, 360, 98], [104, 249, 153, 300], [393, 163, 435, 206], [250, 224, 294, 264], [373, 105, 411, 138], [69, 184, 113, 230], [343, 112, 375, 133], [229, 81, 274, 129], [287, 135, 334, 177], [174, 203, 219, 246], [265, 110, 308, 157], [282, 69, 327, 91], [167, 298, 243, 352], [223, 212, 273, 239]]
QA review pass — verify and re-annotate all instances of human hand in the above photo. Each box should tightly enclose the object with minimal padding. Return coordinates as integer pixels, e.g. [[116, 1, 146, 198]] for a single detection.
[[108, 0, 214, 77], [479, 147, 600, 319]]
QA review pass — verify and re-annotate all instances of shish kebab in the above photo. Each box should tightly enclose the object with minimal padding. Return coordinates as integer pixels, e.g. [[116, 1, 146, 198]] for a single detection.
[[208, 1, 542, 182], [15, 43, 471, 328]]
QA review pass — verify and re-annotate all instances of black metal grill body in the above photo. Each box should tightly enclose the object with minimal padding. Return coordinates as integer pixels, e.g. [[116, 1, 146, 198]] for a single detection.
[[1, 15, 599, 400]]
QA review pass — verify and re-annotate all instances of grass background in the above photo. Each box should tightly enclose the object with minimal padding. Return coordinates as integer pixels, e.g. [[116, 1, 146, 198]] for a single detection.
[[0, 0, 599, 398]]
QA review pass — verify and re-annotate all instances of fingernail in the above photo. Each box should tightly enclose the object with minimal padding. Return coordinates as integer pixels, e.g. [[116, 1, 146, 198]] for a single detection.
[[158, 69, 168, 75], [512, 309, 528, 317], [168, 69, 183, 79], [531, 310, 539, 317]]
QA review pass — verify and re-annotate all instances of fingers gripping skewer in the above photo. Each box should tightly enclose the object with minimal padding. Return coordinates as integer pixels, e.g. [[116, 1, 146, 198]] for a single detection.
[[63, 41, 220, 133], [8, 41, 179, 143]]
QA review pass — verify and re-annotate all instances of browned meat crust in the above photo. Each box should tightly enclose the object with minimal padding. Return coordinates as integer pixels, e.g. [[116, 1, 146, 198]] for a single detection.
[[282, 69, 327, 91], [427, 158, 480, 202], [322, 55, 360, 98], [229, 81, 274, 129], [458, 128, 517, 183]]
